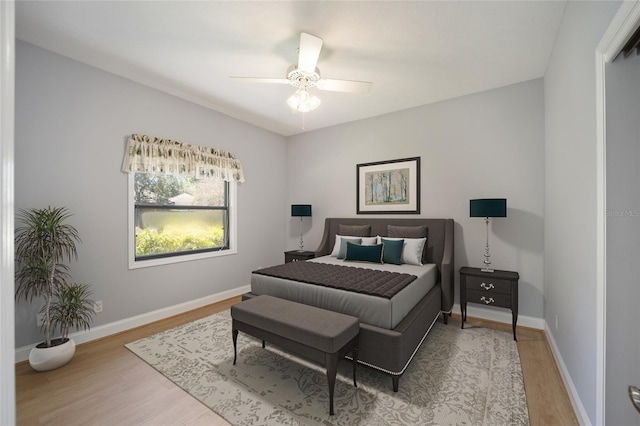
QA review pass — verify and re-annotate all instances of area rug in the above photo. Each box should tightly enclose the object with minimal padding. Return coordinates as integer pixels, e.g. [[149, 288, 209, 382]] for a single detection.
[[125, 311, 529, 425]]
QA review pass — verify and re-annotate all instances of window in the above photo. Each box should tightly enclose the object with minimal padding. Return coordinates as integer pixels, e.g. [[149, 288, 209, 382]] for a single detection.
[[128, 172, 236, 268]]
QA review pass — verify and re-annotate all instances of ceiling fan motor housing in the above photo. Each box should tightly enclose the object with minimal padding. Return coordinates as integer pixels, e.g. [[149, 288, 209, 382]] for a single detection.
[[286, 64, 321, 89]]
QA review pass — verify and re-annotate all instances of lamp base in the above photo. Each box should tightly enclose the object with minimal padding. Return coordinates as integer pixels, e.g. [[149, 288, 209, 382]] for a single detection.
[[298, 217, 304, 251], [481, 217, 494, 273]]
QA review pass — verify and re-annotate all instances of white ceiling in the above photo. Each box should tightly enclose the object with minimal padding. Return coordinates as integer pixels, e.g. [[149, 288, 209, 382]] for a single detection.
[[15, 1, 567, 137]]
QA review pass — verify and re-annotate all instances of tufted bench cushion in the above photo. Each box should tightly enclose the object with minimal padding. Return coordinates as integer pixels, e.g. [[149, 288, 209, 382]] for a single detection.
[[231, 294, 359, 353]]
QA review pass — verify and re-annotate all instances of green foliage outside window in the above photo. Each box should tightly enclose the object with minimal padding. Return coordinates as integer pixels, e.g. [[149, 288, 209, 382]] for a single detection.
[[135, 225, 224, 256]]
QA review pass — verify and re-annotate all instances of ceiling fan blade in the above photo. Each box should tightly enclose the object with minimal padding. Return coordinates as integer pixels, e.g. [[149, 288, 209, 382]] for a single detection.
[[298, 33, 323, 74], [317, 79, 373, 94], [230, 77, 290, 85]]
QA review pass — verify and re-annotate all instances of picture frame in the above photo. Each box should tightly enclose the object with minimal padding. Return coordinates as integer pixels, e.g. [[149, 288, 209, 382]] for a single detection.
[[356, 157, 420, 214]]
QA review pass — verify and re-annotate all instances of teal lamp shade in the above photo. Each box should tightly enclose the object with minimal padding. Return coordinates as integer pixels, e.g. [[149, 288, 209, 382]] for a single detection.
[[470, 199, 507, 218], [291, 204, 312, 217]]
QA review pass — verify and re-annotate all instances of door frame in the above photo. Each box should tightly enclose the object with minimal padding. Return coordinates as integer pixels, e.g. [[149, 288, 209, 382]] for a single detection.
[[0, 1, 15, 424], [596, 2, 640, 424]]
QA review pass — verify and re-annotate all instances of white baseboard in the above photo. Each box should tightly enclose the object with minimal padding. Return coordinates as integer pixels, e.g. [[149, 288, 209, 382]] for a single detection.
[[544, 321, 591, 426], [15, 285, 251, 364], [451, 303, 545, 330]]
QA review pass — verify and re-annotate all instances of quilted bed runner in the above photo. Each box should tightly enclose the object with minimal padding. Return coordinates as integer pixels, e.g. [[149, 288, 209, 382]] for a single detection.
[[253, 261, 417, 299]]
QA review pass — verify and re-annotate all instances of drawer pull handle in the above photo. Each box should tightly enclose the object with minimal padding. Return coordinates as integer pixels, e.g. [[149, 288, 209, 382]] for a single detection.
[[480, 296, 495, 305], [480, 282, 494, 291]]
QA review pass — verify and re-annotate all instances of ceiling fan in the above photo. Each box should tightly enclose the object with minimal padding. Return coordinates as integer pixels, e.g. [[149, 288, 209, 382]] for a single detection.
[[230, 33, 373, 113]]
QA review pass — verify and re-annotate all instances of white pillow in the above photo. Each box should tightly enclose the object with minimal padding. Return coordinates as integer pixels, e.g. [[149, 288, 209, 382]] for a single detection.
[[331, 235, 378, 256], [377, 236, 427, 265], [361, 236, 378, 245]]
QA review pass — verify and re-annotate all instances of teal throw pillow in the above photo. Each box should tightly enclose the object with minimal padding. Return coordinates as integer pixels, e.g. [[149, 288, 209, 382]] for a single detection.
[[338, 237, 362, 259], [344, 242, 384, 264], [381, 238, 404, 265]]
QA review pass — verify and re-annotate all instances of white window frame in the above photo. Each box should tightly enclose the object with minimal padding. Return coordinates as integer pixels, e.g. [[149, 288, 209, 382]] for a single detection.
[[127, 173, 237, 269]]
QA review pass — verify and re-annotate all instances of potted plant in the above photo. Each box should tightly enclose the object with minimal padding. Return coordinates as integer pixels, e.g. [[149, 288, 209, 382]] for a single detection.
[[15, 206, 94, 371]]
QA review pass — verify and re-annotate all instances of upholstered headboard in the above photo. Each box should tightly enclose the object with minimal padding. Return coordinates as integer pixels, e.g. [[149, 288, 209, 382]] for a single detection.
[[315, 218, 455, 312]]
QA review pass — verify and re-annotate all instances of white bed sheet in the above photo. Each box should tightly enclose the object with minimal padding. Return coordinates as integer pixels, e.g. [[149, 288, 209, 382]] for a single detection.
[[250, 255, 438, 329]]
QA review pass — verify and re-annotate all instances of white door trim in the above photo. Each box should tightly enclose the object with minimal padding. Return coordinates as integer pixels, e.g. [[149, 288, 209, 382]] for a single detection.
[[0, 1, 15, 424]]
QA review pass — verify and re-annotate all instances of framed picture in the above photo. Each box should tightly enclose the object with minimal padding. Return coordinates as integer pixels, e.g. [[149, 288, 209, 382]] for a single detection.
[[356, 157, 420, 214]]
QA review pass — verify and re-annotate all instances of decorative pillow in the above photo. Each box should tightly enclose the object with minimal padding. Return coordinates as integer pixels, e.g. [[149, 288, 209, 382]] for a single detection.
[[344, 242, 384, 264], [387, 225, 427, 239], [339, 224, 371, 237], [338, 237, 362, 259], [361, 236, 378, 246], [331, 235, 377, 256], [387, 225, 428, 262], [381, 238, 404, 265], [377, 236, 426, 266]]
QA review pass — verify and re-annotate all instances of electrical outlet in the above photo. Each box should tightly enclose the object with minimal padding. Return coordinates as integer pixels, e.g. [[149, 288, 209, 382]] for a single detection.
[[93, 300, 103, 313], [36, 313, 44, 327]]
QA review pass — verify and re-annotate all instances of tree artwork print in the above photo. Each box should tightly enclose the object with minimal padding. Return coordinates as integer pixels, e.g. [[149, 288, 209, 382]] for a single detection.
[[365, 167, 410, 206]]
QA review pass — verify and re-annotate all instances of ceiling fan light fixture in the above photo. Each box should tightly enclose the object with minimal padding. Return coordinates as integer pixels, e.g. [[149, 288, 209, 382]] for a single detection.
[[287, 88, 321, 112]]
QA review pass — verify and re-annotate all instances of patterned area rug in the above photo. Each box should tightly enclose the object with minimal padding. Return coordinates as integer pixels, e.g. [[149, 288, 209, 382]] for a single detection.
[[126, 311, 529, 425]]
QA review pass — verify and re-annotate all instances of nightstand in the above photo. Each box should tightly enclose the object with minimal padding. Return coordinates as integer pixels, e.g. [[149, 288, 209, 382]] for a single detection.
[[459, 266, 519, 341], [284, 250, 315, 263]]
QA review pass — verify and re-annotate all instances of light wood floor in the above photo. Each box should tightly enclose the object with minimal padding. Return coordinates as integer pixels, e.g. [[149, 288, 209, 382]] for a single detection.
[[16, 297, 578, 425]]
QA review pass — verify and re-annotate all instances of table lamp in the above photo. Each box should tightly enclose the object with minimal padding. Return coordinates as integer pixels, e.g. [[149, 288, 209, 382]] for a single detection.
[[470, 198, 507, 272], [291, 204, 312, 251]]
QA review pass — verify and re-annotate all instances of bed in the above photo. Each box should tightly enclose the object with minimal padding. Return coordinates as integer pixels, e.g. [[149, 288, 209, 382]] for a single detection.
[[248, 217, 454, 391]]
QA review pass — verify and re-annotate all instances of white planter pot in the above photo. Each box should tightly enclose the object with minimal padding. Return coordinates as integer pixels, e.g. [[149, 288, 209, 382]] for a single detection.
[[29, 338, 76, 372]]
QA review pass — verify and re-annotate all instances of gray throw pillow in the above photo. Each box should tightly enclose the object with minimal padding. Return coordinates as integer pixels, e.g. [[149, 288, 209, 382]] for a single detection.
[[339, 224, 371, 237], [387, 225, 427, 238]]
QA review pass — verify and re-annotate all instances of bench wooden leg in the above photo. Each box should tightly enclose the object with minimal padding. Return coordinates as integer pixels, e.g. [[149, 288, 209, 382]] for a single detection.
[[232, 329, 238, 365], [352, 343, 358, 388], [325, 353, 338, 415], [392, 376, 399, 392]]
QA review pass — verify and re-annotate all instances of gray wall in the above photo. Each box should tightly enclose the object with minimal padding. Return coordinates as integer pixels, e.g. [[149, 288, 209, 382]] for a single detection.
[[605, 51, 640, 424], [287, 79, 545, 320], [544, 1, 621, 424], [14, 41, 287, 347]]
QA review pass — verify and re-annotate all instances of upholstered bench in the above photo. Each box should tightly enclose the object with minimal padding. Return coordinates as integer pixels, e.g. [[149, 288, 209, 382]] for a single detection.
[[231, 295, 359, 415]]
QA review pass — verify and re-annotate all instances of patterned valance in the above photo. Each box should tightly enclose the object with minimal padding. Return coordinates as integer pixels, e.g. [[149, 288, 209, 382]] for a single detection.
[[121, 134, 245, 182]]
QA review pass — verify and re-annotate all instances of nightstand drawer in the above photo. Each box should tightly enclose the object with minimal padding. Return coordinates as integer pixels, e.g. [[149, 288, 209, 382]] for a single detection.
[[466, 290, 511, 308], [464, 275, 511, 294], [459, 267, 519, 340], [284, 250, 315, 263]]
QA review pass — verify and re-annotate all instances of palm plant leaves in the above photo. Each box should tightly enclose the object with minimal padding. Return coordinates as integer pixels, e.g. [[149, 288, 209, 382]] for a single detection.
[[15, 206, 80, 267], [15, 259, 70, 302], [50, 284, 94, 340]]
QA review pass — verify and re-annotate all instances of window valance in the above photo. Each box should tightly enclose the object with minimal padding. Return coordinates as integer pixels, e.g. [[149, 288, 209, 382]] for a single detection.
[[121, 134, 245, 182]]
